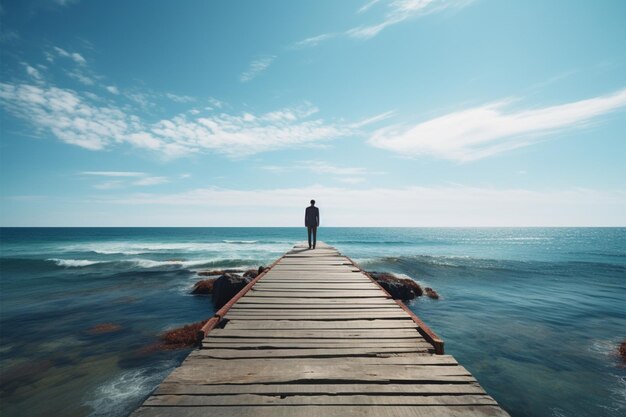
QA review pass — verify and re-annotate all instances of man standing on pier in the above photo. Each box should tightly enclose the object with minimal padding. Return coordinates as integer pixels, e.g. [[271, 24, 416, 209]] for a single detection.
[[305, 200, 320, 249]]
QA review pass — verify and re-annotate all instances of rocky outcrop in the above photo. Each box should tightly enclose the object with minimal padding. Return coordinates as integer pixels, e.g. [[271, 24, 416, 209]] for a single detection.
[[159, 319, 209, 350], [425, 287, 440, 299], [367, 271, 423, 300], [212, 273, 253, 309], [619, 341, 626, 362], [191, 278, 216, 295]]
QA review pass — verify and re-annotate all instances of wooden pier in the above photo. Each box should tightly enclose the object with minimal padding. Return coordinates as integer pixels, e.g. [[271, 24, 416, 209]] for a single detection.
[[131, 242, 509, 417]]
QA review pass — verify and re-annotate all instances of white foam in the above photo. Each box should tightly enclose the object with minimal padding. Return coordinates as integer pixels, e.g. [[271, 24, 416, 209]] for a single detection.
[[223, 240, 258, 244], [49, 258, 103, 267], [63, 241, 291, 255], [85, 363, 175, 417]]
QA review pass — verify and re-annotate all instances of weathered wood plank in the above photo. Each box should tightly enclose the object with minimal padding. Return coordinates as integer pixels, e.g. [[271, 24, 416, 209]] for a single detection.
[[236, 297, 393, 304], [192, 347, 430, 358], [145, 394, 498, 407], [133, 405, 509, 417], [187, 352, 453, 363], [223, 319, 419, 329], [155, 382, 486, 396], [207, 329, 423, 339], [201, 341, 431, 349]]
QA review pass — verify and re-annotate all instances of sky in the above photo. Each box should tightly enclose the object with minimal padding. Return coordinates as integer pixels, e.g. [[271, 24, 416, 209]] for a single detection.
[[0, 0, 625, 226]]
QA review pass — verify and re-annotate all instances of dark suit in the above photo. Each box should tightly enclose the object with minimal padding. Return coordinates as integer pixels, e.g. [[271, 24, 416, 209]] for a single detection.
[[305, 206, 319, 248]]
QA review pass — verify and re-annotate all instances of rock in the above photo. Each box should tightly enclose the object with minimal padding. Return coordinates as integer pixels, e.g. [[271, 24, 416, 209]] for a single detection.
[[212, 273, 253, 309], [159, 319, 209, 350], [87, 323, 122, 334], [243, 269, 258, 279], [368, 271, 423, 300], [619, 341, 626, 362], [425, 287, 440, 299], [191, 278, 216, 295], [197, 269, 243, 277]]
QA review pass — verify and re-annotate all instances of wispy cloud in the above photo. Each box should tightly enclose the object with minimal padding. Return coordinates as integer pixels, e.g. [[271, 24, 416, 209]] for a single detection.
[[131, 176, 169, 186], [369, 88, 626, 161], [292, 33, 337, 49], [106, 85, 119, 95], [293, 0, 473, 48], [0, 68, 353, 157], [165, 92, 195, 103], [262, 160, 382, 184], [80, 171, 170, 188], [52, 46, 86, 65], [81, 171, 145, 177], [240, 56, 275, 82]]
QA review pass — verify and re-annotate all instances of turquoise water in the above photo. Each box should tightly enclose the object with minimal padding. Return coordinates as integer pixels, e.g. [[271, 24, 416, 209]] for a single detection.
[[0, 227, 624, 416]]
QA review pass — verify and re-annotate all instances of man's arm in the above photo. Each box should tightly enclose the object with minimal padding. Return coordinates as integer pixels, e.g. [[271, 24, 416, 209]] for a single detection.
[[316, 208, 320, 227]]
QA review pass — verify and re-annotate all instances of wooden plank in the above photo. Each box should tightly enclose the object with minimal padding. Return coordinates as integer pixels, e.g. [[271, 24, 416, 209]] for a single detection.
[[202, 341, 431, 349], [224, 313, 410, 320], [166, 364, 475, 384], [155, 382, 486, 396], [223, 319, 419, 329], [145, 394, 498, 406], [236, 297, 393, 304], [186, 353, 455, 365], [244, 292, 386, 298], [191, 347, 430, 358], [227, 303, 399, 309], [227, 308, 404, 313], [133, 405, 509, 417], [207, 329, 423, 339]]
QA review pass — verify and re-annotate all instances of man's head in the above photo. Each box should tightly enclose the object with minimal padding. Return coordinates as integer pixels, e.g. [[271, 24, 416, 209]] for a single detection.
[[310, 199, 315, 206]]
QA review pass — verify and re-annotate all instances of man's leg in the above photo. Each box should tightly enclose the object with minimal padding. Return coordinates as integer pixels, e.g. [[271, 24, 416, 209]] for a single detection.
[[307, 227, 312, 249], [312, 227, 317, 249]]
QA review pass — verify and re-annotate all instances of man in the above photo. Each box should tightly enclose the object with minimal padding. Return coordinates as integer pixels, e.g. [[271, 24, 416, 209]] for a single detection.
[[304, 200, 320, 249]]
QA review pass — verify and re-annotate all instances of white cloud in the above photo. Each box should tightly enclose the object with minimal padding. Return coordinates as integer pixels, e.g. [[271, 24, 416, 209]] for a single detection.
[[369, 88, 626, 161], [23, 63, 43, 81], [292, 33, 337, 49], [53, 46, 86, 65], [262, 160, 382, 184], [358, 0, 383, 13], [83, 185, 626, 227], [240, 56, 275, 82], [81, 171, 145, 177], [348, 0, 473, 39], [165, 93, 195, 103], [67, 69, 95, 85], [106, 85, 120, 95], [132, 176, 169, 186], [0, 77, 352, 158]]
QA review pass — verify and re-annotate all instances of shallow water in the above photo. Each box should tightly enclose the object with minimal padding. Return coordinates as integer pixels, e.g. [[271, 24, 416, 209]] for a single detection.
[[0, 227, 624, 417]]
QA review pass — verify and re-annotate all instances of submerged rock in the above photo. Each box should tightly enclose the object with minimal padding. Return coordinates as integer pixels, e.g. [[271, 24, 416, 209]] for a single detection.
[[87, 323, 122, 334], [425, 287, 440, 299], [191, 278, 216, 295], [159, 319, 209, 350], [212, 273, 253, 309], [367, 271, 423, 300], [619, 341, 626, 362]]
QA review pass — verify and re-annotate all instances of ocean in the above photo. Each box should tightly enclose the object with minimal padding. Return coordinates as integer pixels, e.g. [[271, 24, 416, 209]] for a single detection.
[[0, 227, 624, 417]]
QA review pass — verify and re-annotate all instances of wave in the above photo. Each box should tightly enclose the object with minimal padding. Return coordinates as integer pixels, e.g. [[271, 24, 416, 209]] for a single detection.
[[43, 257, 262, 271], [84, 362, 176, 417], [48, 258, 104, 267], [62, 241, 291, 255]]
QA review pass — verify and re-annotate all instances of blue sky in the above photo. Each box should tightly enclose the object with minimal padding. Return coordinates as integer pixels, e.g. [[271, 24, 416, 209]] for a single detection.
[[0, 0, 625, 226]]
